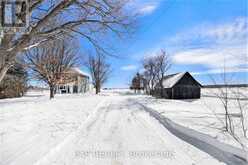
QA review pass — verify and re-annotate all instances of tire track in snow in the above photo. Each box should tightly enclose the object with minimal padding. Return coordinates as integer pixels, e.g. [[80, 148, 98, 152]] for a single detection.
[[133, 99, 248, 165], [38, 96, 224, 165], [2, 94, 230, 165]]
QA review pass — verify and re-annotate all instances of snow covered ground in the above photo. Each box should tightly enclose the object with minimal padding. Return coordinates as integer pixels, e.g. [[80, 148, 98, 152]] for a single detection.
[[0, 89, 247, 165], [136, 88, 248, 149], [0, 91, 104, 165]]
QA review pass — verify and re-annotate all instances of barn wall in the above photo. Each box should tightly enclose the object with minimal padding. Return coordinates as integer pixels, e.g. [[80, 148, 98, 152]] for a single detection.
[[171, 73, 201, 99], [176, 73, 200, 87], [172, 86, 200, 99], [152, 88, 161, 98], [152, 88, 172, 99], [163, 88, 172, 99], [153, 86, 200, 99]]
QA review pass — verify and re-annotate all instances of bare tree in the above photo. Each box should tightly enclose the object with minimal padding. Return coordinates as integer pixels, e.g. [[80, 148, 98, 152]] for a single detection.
[[209, 73, 233, 133], [155, 50, 171, 94], [208, 67, 248, 148], [86, 53, 110, 94], [25, 38, 78, 99], [142, 50, 171, 96], [0, 0, 133, 83], [142, 49, 171, 97], [232, 88, 247, 139], [142, 57, 157, 95]]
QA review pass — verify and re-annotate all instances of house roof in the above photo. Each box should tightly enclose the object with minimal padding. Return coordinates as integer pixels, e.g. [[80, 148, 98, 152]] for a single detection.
[[69, 67, 90, 78], [160, 72, 201, 88]]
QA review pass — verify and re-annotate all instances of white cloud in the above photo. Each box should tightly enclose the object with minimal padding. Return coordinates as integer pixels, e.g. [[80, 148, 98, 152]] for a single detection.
[[127, 0, 160, 16], [171, 17, 248, 74], [138, 4, 157, 15], [173, 45, 247, 68], [121, 65, 137, 71], [192, 67, 248, 76], [169, 17, 247, 46]]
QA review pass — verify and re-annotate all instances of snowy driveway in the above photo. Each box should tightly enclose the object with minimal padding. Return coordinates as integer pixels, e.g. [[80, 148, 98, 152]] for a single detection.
[[34, 95, 224, 165], [0, 91, 228, 165]]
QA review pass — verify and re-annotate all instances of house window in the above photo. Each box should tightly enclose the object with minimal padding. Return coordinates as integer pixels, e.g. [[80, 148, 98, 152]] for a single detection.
[[73, 85, 78, 93], [60, 86, 67, 94], [60, 86, 65, 89]]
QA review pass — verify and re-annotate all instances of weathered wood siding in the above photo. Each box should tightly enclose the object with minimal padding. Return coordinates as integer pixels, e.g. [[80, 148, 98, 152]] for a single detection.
[[172, 86, 200, 99], [163, 88, 172, 98], [153, 88, 172, 99], [171, 73, 201, 99]]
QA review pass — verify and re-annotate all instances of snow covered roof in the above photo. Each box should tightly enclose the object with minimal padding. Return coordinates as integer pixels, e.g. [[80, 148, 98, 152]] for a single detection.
[[159, 72, 202, 88], [162, 72, 186, 88], [70, 67, 90, 78]]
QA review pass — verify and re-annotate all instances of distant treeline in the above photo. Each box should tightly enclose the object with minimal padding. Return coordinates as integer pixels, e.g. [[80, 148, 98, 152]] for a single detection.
[[203, 84, 248, 88]]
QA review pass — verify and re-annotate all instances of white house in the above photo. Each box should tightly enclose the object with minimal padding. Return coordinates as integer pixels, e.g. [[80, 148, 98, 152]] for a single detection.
[[55, 68, 90, 94]]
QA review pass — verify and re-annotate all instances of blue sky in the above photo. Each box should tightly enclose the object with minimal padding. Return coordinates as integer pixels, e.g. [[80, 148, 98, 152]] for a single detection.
[[80, 0, 247, 88]]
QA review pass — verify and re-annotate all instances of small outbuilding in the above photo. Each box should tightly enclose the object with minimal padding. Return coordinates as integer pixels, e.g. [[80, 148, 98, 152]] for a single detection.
[[154, 72, 202, 99], [130, 73, 147, 93]]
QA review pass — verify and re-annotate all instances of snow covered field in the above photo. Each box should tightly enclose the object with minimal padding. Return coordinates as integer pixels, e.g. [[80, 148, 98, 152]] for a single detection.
[[0, 89, 247, 165], [136, 88, 248, 148]]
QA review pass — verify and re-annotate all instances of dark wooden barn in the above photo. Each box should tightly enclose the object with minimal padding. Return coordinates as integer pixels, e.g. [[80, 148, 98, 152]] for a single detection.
[[154, 72, 202, 99]]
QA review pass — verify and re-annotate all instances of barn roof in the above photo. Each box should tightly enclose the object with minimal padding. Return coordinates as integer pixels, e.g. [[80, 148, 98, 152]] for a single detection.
[[161, 72, 201, 88], [162, 72, 186, 88]]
